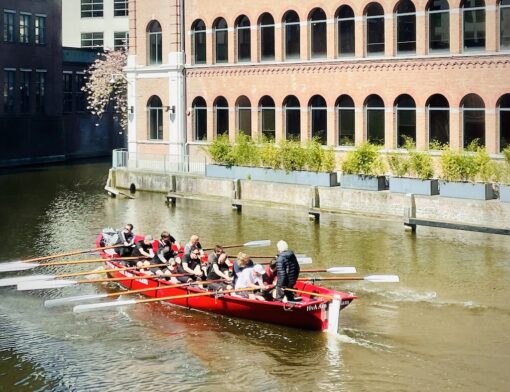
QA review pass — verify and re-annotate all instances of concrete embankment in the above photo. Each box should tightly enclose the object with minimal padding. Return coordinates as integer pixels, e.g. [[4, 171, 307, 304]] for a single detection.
[[109, 168, 510, 231]]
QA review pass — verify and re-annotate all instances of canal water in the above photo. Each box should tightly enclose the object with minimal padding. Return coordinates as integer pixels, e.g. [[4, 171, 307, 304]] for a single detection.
[[0, 161, 509, 392]]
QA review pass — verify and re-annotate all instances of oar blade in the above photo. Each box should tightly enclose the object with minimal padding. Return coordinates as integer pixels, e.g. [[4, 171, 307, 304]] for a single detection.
[[17, 279, 78, 291], [243, 240, 271, 248], [364, 275, 400, 283], [73, 299, 137, 313], [0, 262, 40, 272], [326, 267, 357, 274], [296, 257, 313, 265], [44, 293, 108, 308], [0, 274, 55, 287]]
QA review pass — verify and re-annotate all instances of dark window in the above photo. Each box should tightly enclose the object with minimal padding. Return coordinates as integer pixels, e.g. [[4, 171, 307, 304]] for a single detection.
[[259, 13, 275, 61], [192, 97, 207, 141], [336, 6, 355, 57], [461, 94, 485, 147], [81, 0, 104, 18], [236, 16, 251, 62], [3, 70, 16, 113], [35, 71, 46, 114], [20, 71, 30, 113], [284, 96, 301, 141], [396, 0, 416, 54], [214, 18, 228, 63], [81, 32, 104, 50], [501, 0, 510, 50], [462, 0, 486, 50], [114, 32, 128, 50], [114, 0, 128, 17], [236, 96, 251, 136], [336, 95, 355, 145], [3, 12, 15, 43], [365, 95, 385, 145], [63, 73, 73, 113], [148, 96, 163, 140], [19, 14, 30, 44], [283, 11, 300, 60], [35, 16, 46, 45], [74, 73, 86, 112], [499, 94, 510, 150], [395, 94, 416, 147], [214, 97, 229, 136], [148, 21, 162, 65], [427, 94, 450, 147], [192, 20, 206, 64], [366, 3, 385, 55], [259, 96, 275, 139], [310, 95, 327, 145], [310, 9, 327, 58], [428, 0, 450, 51]]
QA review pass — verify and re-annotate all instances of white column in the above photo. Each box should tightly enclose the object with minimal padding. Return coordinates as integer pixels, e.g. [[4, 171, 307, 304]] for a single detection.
[[168, 52, 186, 159]]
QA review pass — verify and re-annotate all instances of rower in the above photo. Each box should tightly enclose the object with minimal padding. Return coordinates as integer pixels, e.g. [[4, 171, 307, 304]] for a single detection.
[[117, 224, 135, 257], [206, 246, 232, 291], [176, 247, 203, 283], [233, 264, 268, 301], [130, 235, 155, 269], [232, 252, 254, 287], [184, 235, 203, 257], [151, 231, 177, 278]]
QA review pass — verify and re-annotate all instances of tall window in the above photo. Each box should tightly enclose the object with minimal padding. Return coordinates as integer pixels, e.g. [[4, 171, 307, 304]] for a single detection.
[[3, 11, 15, 43], [501, 0, 510, 50], [427, 94, 450, 148], [148, 21, 162, 65], [3, 70, 15, 113], [428, 0, 450, 51], [20, 70, 30, 113], [310, 9, 327, 58], [310, 95, 327, 145], [284, 96, 301, 141], [214, 97, 229, 136], [81, 0, 104, 18], [395, 94, 416, 147], [214, 18, 228, 63], [259, 96, 275, 139], [35, 71, 46, 114], [236, 16, 251, 62], [148, 96, 163, 140], [63, 72, 73, 113], [336, 6, 355, 57], [336, 95, 355, 146], [114, 0, 128, 17], [19, 14, 31, 44], [461, 94, 485, 147], [114, 32, 128, 50], [259, 13, 275, 61], [462, 0, 486, 50], [81, 32, 104, 49], [236, 96, 252, 136], [365, 3, 385, 55], [35, 15, 46, 45], [192, 20, 206, 64], [74, 73, 86, 112], [192, 97, 207, 141], [365, 95, 385, 145], [396, 0, 416, 54], [499, 94, 510, 150], [283, 11, 300, 60]]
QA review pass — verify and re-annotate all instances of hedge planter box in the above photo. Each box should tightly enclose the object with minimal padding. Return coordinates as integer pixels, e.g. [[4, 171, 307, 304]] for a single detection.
[[439, 181, 495, 200], [205, 164, 339, 187], [341, 174, 387, 191], [500, 184, 510, 202], [389, 177, 439, 196]]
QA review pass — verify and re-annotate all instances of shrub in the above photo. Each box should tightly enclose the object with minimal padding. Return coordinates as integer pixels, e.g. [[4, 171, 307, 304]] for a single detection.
[[429, 139, 448, 151], [259, 141, 281, 169], [475, 147, 496, 183], [503, 147, 510, 166], [342, 143, 385, 176], [231, 133, 259, 166], [320, 147, 337, 173], [208, 134, 234, 165], [400, 135, 416, 151], [387, 153, 409, 177], [440, 149, 477, 182], [409, 151, 434, 180], [280, 140, 307, 172]]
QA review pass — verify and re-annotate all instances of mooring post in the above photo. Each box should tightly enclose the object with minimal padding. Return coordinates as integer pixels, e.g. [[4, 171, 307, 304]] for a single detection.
[[327, 295, 341, 334], [403, 193, 416, 232], [231, 179, 242, 212], [308, 186, 320, 221]]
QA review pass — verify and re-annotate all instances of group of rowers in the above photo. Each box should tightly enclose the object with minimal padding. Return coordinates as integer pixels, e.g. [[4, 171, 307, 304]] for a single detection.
[[115, 224, 301, 302]]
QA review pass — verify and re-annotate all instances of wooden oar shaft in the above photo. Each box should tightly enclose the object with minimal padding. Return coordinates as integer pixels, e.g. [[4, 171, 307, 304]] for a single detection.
[[285, 288, 334, 300], [39, 256, 145, 267], [298, 276, 364, 281], [56, 264, 169, 279], [21, 245, 121, 263], [103, 279, 225, 298], [131, 287, 256, 305]]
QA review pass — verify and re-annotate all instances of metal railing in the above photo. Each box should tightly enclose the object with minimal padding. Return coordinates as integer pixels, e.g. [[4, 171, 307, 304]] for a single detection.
[[112, 149, 206, 174]]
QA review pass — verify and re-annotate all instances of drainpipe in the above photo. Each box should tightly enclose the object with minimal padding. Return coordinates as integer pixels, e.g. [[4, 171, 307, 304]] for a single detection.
[[180, 0, 188, 162]]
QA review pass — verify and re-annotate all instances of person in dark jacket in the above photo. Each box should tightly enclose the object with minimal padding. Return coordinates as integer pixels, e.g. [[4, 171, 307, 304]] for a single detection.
[[117, 224, 135, 257], [274, 240, 300, 302]]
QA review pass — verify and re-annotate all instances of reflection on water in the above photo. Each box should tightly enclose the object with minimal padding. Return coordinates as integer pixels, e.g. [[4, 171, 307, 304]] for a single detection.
[[0, 161, 509, 391]]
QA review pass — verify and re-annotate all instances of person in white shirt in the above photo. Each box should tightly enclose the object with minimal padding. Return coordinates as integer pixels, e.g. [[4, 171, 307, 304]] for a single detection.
[[234, 264, 268, 301]]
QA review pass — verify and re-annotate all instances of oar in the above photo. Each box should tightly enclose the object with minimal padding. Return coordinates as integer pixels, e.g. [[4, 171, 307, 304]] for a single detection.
[[3, 245, 123, 264], [204, 240, 271, 251], [44, 279, 226, 308], [301, 267, 357, 274], [258, 257, 313, 265], [73, 287, 257, 313], [0, 256, 146, 273], [298, 275, 400, 283]]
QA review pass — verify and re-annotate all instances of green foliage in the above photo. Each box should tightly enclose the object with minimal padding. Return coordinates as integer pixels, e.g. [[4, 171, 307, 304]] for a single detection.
[[503, 147, 510, 166], [321, 147, 337, 173], [465, 139, 481, 153], [475, 148, 496, 182], [280, 140, 308, 172], [387, 153, 410, 177], [409, 151, 434, 180], [231, 133, 259, 166], [400, 135, 416, 151], [440, 149, 478, 182], [429, 139, 448, 151], [342, 143, 385, 176], [208, 134, 234, 166], [259, 142, 281, 170]]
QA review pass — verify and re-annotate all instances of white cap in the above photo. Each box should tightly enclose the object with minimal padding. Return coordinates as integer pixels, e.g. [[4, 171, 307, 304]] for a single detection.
[[253, 264, 266, 275]]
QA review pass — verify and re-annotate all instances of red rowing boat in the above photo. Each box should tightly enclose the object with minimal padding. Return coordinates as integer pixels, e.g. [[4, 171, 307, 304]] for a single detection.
[[97, 234, 355, 332]]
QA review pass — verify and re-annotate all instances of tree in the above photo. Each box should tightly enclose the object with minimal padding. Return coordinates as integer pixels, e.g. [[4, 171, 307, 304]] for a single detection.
[[83, 49, 128, 129]]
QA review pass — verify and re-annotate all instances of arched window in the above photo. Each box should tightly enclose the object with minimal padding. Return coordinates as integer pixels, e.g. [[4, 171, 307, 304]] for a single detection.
[[236, 15, 251, 62], [259, 13, 275, 61], [462, 0, 486, 50], [395, 95, 416, 147], [283, 95, 301, 140], [309, 8, 327, 58], [498, 94, 510, 150], [365, 3, 385, 55], [214, 18, 228, 63], [336, 6, 355, 57], [428, 0, 450, 52], [500, 0, 510, 50], [236, 96, 251, 136], [396, 0, 416, 54], [365, 95, 385, 145], [283, 11, 300, 60], [147, 95, 163, 140], [259, 96, 276, 139], [214, 97, 229, 136], [310, 95, 327, 145], [427, 94, 450, 148], [461, 94, 485, 148], [336, 95, 355, 146], [191, 20, 206, 64], [192, 97, 207, 141], [147, 21, 162, 65]]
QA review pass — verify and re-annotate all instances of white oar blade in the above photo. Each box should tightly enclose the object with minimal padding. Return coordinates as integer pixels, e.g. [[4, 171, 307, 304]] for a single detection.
[[297, 257, 313, 265], [326, 267, 357, 274], [17, 279, 78, 291], [364, 275, 400, 283], [0, 274, 55, 287], [243, 240, 271, 248], [44, 293, 108, 308], [74, 299, 137, 313], [0, 262, 40, 272]]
